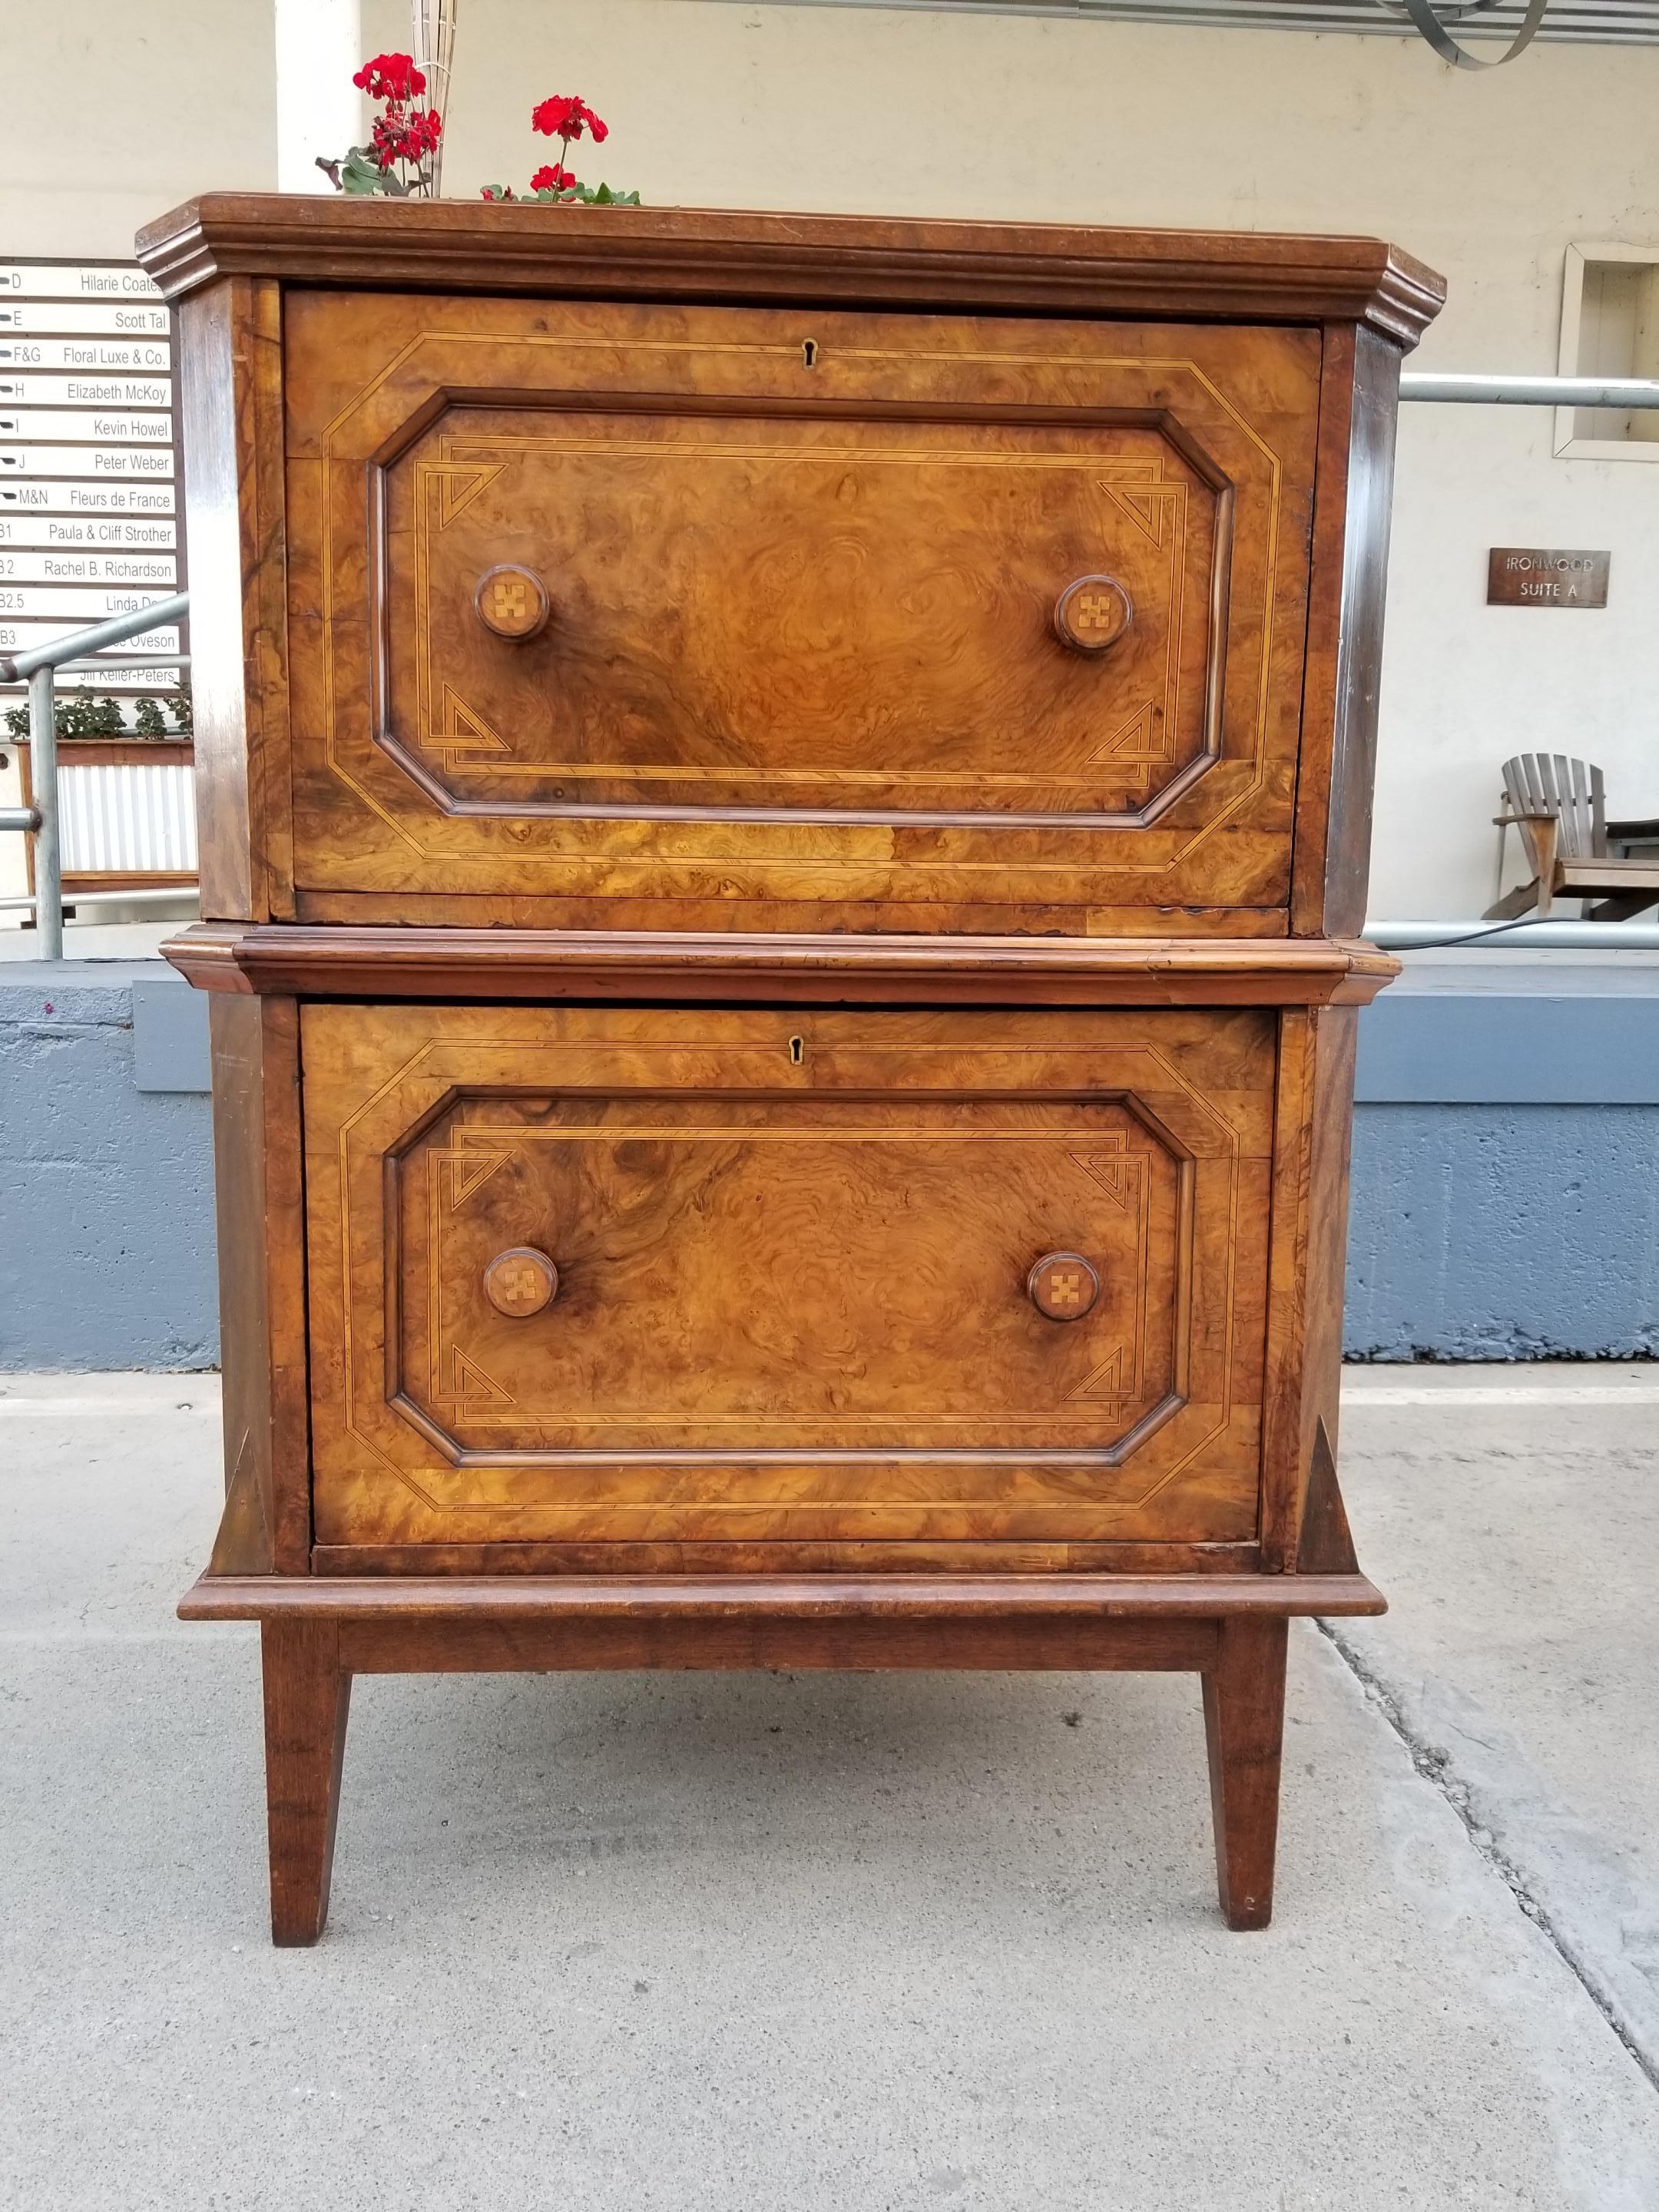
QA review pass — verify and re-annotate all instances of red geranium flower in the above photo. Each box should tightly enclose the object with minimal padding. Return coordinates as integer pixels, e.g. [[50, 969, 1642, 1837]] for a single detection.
[[371, 104, 442, 168], [531, 93, 608, 145], [353, 51, 426, 101], [530, 163, 578, 191]]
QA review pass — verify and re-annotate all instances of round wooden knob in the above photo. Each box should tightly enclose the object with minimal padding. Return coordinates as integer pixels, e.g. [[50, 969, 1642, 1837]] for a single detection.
[[483, 1247, 558, 1317], [1054, 575, 1133, 655], [475, 564, 551, 641], [1027, 1251, 1101, 1322]]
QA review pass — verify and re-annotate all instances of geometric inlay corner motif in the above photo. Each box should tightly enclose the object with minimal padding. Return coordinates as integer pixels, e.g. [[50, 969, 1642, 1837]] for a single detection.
[[433, 687, 515, 775], [431, 461, 508, 531], [449, 1345, 515, 1409], [437, 1144, 512, 1208], [1104, 484, 1171, 548], [1089, 704, 1171, 768]]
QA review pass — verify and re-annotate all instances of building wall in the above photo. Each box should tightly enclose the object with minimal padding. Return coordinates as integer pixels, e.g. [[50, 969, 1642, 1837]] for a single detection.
[[1348, 1107, 1659, 1362], [0, 2, 277, 258], [0, 969, 216, 1371]]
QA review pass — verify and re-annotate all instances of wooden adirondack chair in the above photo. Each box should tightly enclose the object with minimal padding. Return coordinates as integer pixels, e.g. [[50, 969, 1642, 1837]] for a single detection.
[[1486, 753, 1659, 920]]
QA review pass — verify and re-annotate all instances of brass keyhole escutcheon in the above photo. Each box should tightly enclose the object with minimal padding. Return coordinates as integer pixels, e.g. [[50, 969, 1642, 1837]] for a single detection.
[[1027, 1251, 1101, 1322], [1053, 575, 1133, 656], [483, 1247, 559, 1318], [475, 563, 552, 642]]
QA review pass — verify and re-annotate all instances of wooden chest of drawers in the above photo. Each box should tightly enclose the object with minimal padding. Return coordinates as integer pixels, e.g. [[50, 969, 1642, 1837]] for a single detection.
[[140, 195, 1442, 1942]]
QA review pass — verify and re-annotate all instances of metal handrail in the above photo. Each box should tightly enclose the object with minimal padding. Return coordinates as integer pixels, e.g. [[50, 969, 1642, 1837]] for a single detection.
[[1401, 372, 1659, 406], [0, 592, 190, 960], [1369, 918, 1659, 949]]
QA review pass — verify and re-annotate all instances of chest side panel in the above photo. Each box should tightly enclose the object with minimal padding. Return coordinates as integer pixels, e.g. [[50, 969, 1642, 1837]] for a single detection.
[[283, 294, 1321, 925], [302, 1002, 1275, 1554]]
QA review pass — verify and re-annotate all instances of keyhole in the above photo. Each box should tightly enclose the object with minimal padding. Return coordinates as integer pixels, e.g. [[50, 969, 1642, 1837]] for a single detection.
[[801, 339, 819, 369], [789, 1035, 805, 1065]]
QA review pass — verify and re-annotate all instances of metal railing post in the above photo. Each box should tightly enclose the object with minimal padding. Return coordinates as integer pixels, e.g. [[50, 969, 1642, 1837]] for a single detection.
[[28, 661, 61, 960], [0, 592, 190, 956]]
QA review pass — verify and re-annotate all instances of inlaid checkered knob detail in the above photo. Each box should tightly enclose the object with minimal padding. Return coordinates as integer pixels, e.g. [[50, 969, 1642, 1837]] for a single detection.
[[1027, 1251, 1101, 1322], [474, 564, 551, 641], [1053, 575, 1133, 655], [483, 1247, 559, 1318]]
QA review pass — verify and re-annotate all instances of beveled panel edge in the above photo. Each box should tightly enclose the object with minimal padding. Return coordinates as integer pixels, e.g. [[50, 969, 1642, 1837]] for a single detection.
[[161, 923, 1399, 1006], [312, 1538, 1261, 1577], [178, 1570, 1387, 1621], [136, 196, 1445, 349]]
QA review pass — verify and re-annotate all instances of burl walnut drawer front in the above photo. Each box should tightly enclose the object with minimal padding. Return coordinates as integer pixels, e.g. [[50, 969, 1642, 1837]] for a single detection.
[[284, 293, 1320, 923], [301, 1004, 1274, 1553]]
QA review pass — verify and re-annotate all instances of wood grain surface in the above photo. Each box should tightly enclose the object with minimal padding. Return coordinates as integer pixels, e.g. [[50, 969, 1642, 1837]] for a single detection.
[[282, 293, 1320, 922], [178, 275, 292, 922], [261, 1618, 349, 1945], [1203, 1614, 1288, 1929], [1291, 323, 1404, 936], [163, 921, 1397, 1005], [300, 1001, 1277, 1556], [183, 1571, 1386, 1623], [207, 993, 310, 1574]]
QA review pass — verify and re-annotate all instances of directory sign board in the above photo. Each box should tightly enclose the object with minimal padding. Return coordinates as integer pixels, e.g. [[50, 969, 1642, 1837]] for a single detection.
[[0, 261, 185, 690]]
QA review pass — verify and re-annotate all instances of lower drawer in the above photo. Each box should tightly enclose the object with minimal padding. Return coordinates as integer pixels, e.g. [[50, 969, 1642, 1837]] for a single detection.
[[302, 1002, 1275, 1555]]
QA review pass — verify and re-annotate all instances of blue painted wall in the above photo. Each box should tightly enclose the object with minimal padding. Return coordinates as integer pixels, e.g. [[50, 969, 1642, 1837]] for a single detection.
[[1347, 1105, 1659, 1360], [1, 956, 1654, 1369], [0, 966, 216, 1371]]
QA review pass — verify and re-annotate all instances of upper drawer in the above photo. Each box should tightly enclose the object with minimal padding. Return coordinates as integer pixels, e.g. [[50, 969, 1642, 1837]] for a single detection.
[[283, 294, 1321, 928]]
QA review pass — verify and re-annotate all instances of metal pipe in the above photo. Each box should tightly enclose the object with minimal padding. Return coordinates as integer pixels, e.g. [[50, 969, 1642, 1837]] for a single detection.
[[1399, 373, 1659, 408], [1369, 918, 1659, 950], [0, 886, 199, 915], [28, 661, 61, 959], [0, 653, 190, 686], [0, 806, 41, 833], [0, 592, 189, 684]]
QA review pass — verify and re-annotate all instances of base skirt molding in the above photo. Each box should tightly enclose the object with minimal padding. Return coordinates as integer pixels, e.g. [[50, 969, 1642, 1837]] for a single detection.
[[187, 1572, 1382, 1945]]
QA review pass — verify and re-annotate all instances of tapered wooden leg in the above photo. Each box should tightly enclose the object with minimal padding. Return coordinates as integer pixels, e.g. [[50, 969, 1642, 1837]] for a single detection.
[[261, 1618, 351, 1947], [1201, 1615, 1288, 1931]]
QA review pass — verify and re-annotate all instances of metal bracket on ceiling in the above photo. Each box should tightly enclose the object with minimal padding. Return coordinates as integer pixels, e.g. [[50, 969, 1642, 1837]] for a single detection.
[[1387, 0, 1550, 65]]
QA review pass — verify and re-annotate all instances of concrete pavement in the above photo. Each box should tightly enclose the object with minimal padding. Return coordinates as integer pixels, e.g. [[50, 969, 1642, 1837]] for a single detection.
[[3, 1367, 1659, 2210]]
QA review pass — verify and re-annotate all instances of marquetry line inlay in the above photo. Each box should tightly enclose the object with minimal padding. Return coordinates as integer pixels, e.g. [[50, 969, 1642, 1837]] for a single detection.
[[315, 1008, 1252, 1526], [411, 435, 1191, 803], [303, 320, 1301, 883]]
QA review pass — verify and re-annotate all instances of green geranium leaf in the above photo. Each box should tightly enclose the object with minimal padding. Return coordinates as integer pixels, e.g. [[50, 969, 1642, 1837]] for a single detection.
[[340, 144, 392, 195]]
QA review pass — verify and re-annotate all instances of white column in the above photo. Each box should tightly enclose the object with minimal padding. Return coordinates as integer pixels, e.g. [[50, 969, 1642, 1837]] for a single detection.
[[274, 0, 365, 193]]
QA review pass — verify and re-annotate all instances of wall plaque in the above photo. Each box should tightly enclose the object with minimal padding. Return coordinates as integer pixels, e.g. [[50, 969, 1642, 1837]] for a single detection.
[[1487, 547, 1610, 608]]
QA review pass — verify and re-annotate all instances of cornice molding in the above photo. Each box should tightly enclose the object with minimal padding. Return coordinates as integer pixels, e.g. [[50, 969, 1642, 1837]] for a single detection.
[[137, 196, 1445, 349]]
